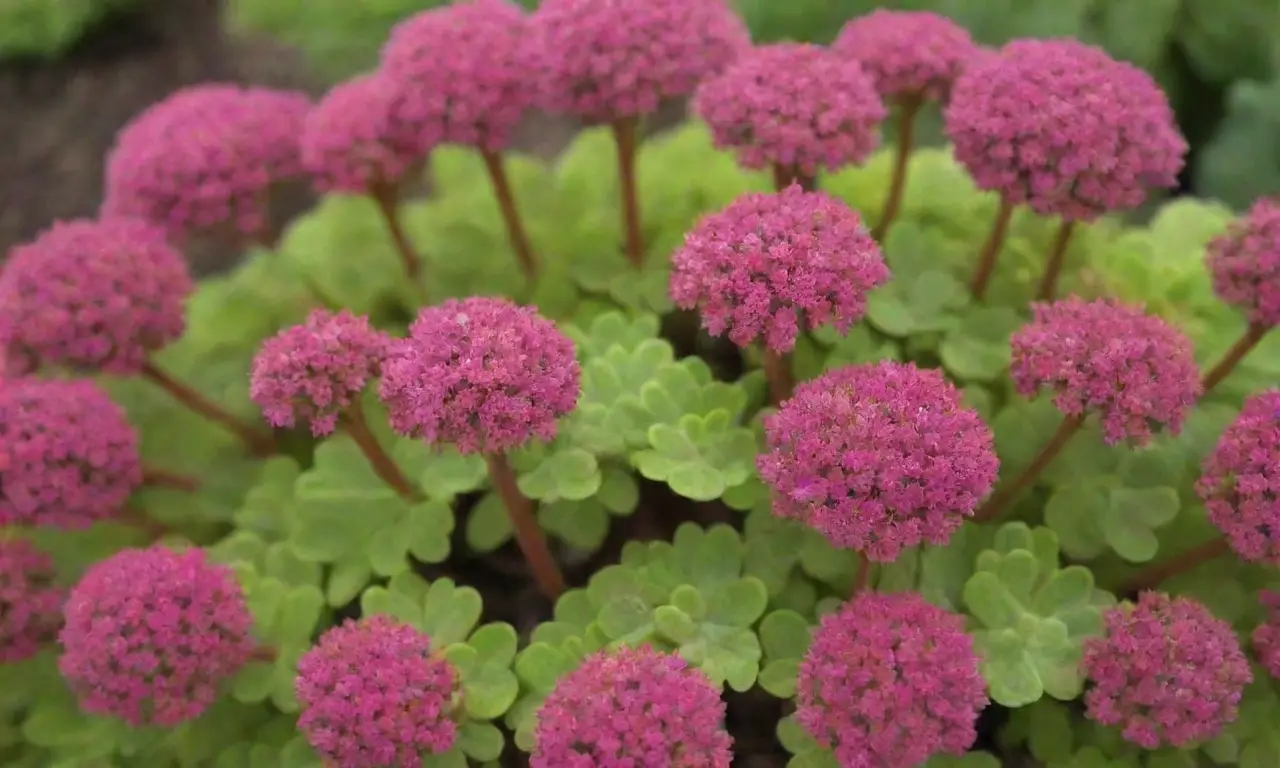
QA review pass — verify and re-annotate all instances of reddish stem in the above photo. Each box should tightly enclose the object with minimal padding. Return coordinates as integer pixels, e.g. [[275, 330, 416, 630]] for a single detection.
[[341, 401, 421, 501], [1120, 536, 1230, 595], [1200, 323, 1268, 395], [479, 149, 538, 279], [370, 182, 427, 293], [772, 164, 816, 192], [872, 95, 922, 241], [1036, 220, 1077, 301], [249, 645, 277, 663], [484, 453, 566, 600], [970, 198, 1016, 301], [142, 467, 201, 493], [853, 554, 870, 595], [972, 414, 1085, 524], [119, 505, 167, 540], [761, 349, 794, 405], [611, 117, 646, 269], [141, 361, 276, 456]]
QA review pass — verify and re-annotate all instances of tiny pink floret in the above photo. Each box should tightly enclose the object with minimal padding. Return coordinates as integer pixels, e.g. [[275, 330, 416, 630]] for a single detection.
[[833, 10, 977, 102], [1254, 591, 1280, 681], [0, 539, 65, 663], [1197, 389, 1280, 566], [1205, 197, 1280, 328]]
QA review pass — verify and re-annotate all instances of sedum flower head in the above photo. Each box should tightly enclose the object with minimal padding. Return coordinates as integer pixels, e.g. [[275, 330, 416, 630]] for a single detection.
[[1253, 590, 1280, 681], [57, 546, 255, 727], [531, 644, 732, 767], [1196, 389, 1280, 565], [381, 0, 540, 152], [533, 0, 749, 124], [669, 185, 889, 352], [1010, 297, 1200, 446], [758, 361, 998, 562], [1205, 197, 1280, 328], [944, 38, 1186, 221], [0, 539, 64, 663], [832, 10, 977, 102], [295, 615, 457, 768], [379, 297, 580, 454], [1081, 591, 1252, 749], [0, 377, 142, 530], [250, 309, 391, 437], [102, 84, 311, 241], [797, 591, 987, 767], [300, 72, 430, 194], [695, 42, 886, 177], [0, 217, 191, 374]]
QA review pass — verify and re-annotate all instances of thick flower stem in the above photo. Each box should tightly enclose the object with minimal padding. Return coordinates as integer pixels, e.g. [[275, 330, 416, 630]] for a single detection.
[[972, 414, 1085, 524], [141, 361, 277, 456], [119, 504, 167, 539], [1200, 323, 1269, 395], [772, 164, 816, 192], [611, 117, 646, 269], [1120, 536, 1230, 595], [249, 645, 277, 663], [141, 467, 201, 493], [970, 198, 1016, 301], [485, 452, 566, 600], [872, 95, 922, 241], [853, 554, 870, 595], [341, 401, 421, 502], [1036, 220, 1077, 300], [479, 149, 538, 279], [761, 349, 794, 405], [370, 182, 428, 297]]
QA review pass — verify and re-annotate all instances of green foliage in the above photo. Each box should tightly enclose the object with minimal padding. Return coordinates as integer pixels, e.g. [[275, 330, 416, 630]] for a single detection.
[[0, 0, 139, 60]]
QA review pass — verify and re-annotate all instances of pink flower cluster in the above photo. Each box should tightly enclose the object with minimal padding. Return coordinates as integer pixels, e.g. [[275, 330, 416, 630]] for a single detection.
[[832, 10, 977, 102], [533, 0, 749, 124], [295, 615, 457, 768], [379, 297, 580, 454], [250, 309, 392, 436], [58, 546, 255, 726], [669, 185, 889, 352], [103, 84, 311, 241], [1205, 197, 1280, 328], [1254, 591, 1280, 681], [695, 43, 886, 176], [0, 539, 64, 663], [0, 378, 142, 530], [945, 38, 1186, 221], [1197, 389, 1280, 566], [758, 361, 999, 561], [531, 644, 732, 767], [0, 217, 191, 374], [797, 591, 987, 767], [1081, 592, 1252, 749], [1010, 297, 1201, 446]]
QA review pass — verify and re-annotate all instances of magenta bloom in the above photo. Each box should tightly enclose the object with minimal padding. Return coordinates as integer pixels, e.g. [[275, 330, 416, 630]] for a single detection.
[[250, 309, 391, 436], [1254, 591, 1280, 681], [0, 539, 64, 663], [531, 644, 732, 767], [670, 185, 889, 353], [0, 378, 142, 530], [832, 10, 977, 102], [0, 217, 191, 374], [1205, 197, 1280, 328], [533, 0, 749, 124], [296, 615, 457, 768], [58, 546, 255, 726], [797, 591, 987, 767], [758, 361, 998, 562], [301, 73, 430, 194], [381, 0, 540, 152], [102, 84, 311, 241], [945, 38, 1186, 221], [378, 297, 580, 454], [1010, 297, 1201, 446], [694, 43, 886, 177], [1082, 592, 1252, 749], [1196, 389, 1280, 565]]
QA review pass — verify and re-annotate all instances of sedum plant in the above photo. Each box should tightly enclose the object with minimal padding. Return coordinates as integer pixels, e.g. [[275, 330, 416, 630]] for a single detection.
[[3, 3, 1280, 767]]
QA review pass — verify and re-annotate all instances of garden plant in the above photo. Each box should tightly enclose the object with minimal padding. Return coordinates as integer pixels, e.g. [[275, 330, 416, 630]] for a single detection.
[[3, 1, 1280, 767]]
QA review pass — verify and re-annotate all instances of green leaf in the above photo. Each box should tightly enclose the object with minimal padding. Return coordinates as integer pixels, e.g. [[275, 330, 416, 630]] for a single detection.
[[456, 721, 504, 762], [465, 492, 513, 553], [939, 306, 1020, 382], [759, 659, 800, 698], [325, 555, 371, 607], [758, 610, 814, 661], [1044, 484, 1110, 561], [679, 623, 761, 692], [1025, 701, 1075, 763], [274, 585, 325, 647], [596, 464, 640, 514], [539, 498, 611, 551], [420, 579, 484, 646], [964, 570, 1026, 630], [290, 437, 408, 564], [977, 630, 1045, 707], [703, 578, 769, 628], [1101, 486, 1180, 564], [518, 447, 602, 502]]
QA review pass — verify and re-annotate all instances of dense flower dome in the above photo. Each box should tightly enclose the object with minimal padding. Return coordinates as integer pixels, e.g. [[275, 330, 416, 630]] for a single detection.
[[102, 84, 311, 241], [295, 615, 457, 768], [1081, 592, 1252, 749], [58, 546, 256, 726], [531, 644, 732, 767], [797, 591, 987, 767], [1010, 297, 1201, 446], [832, 10, 977, 102], [533, 0, 749, 124], [0, 539, 65, 663], [695, 42, 886, 176], [1254, 591, 1280, 681], [1205, 197, 1280, 328], [379, 297, 580, 454], [945, 38, 1186, 221], [0, 217, 191, 375], [1196, 389, 1280, 565], [0, 377, 142, 530], [380, 0, 541, 152], [669, 184, 890, 352], [758, 361, 999, 562]]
